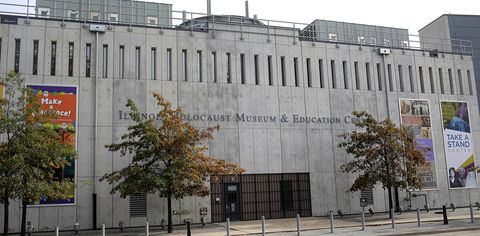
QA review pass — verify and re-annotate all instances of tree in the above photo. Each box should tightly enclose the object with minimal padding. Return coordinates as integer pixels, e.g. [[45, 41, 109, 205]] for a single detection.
[[101, 93, 244, 233], [0, 72, 76, 236], [338, 111, 428, 217]]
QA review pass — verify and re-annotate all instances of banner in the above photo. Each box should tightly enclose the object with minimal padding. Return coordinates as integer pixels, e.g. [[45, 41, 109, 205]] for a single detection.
[[28, 85, 77, 204], [399, 99, 437, 189], [441, 101, 477, 189]]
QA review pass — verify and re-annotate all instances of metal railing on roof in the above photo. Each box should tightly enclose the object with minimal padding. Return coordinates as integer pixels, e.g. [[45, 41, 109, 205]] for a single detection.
[[0, 0, 473, 55]]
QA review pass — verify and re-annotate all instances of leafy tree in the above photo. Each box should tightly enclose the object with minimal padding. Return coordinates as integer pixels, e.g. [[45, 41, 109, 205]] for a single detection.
[[0, 72, 76, 236], [338, 111, 428, 216], [101, 93, 244, 233]]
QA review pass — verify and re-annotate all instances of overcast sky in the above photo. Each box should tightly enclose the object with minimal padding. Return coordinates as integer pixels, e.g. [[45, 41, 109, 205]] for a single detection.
[[2, 0, 480, 33]]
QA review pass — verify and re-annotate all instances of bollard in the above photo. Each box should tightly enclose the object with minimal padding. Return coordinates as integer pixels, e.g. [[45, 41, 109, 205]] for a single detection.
[[470, 204, 474, 223], [296, 214, 301, 236], [226, 218, 231, 236], [391, 209, 395, 229], [186, 220, 191, 236], [102, 224, 105, 236], [261, 216, 265, 236], [329, 210, 334, 233], [55, 227, 59, 236], [416, 208, 421, 227], [361, 209, 365, 230], [145, 222, 150, 236], [442, 205, 448, 225]]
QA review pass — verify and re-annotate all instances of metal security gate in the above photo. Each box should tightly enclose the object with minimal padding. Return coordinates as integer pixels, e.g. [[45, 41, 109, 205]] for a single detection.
[[211, 173, 311, 222]]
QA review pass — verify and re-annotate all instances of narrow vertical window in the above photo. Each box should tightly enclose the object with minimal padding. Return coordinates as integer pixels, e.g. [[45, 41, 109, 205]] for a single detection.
[[306, 58, 312, 87], [197, 50, 203, 82], [439, 68, 444, 94], [240, 53, 246, 84], [150, 47, 156, 80], [86, 44, 91, 77], [428, 67, 435, 93], [467, 70, 473, 95], [331, 60, 336, 89], [354, 61, 359, 90], [398, 65, 404, 92], [448, 69, 454, 94], [342, 61, 348, 89], [419, 66, 425, 93], [319, 59, 325, 88], [119, 46, 124, 79], [135, 47, 141, 80], [365, 62, 371, 90], [267, 55, 273, 86], [166, 48, 172, 81], [182, 49, 187, 81], [14, 39, 21, 73], [212, 51, 217, 83], [50, 41, 56, 76], [409, 65, 414, 92], [68, 42, 74, 77], [281, 56, 286, 86], [0, 38, 2, 65], [294, 57, 299, 87], [387, 64, 393, 91], [376, 63, 382, 91], [102, 44, 108, 78], [226, 52, 231, 83], [254, 54, 260, 85], [458, 69, 464, 95], [32, 40, 39, 75]]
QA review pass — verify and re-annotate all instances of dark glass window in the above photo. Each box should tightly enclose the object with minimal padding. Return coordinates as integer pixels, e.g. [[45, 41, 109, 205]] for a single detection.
[[14, 39, 21, 73], [86, 44, 91, 77], [68, 42, 74, 77], [50, 41, 56, 76], [32, 40, 39, 75]]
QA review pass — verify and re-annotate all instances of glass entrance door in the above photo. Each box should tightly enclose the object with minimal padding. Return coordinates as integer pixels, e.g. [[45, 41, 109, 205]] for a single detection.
[[224, 183, 241, 221]]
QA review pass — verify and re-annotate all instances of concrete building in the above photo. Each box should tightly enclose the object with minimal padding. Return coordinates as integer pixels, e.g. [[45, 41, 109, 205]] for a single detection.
[[0, 1, 479, 233]]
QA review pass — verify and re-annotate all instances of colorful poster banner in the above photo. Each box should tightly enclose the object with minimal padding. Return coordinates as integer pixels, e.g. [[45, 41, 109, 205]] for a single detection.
[[28, 85, 77, 204], [399, 99, 437, 189], [441, 101, 477, 189]]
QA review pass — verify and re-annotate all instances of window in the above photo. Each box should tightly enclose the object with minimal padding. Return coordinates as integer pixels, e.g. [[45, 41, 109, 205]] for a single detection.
[[197, 50, 203, 82], [86, 44, 91, 77], [294, 57, 299, 87], [166, 48, 172, 81], [419, 66, 425, 93], [319, 59, 325, 88], [354, 61, 360, 90], [376, 63, 382, 91], [331, 60, 336, 89], [398, 65, 404, 92], [240, 53, 246, 84], [458, 69, 464, 95], [439, 68, 444, 94], [467, 70, 473, 95], [409, 66, 414, 92], [268, 55, 273, 86], [135, 47, 141, 80], [306, 58, 312, 87], [212, 52, 217, 83], [366, 63, 371, 90], [102, 45, 108, 78], [448, 69, 454, 94], [151, 48, 156, 80], [182, 49, 187, 81], [14, 39, 21, 73], [226, 52, 231, 83], [0, 38, 2, 65], [387, 64, 393, 91], [254, 54, 260, 85], [32, 40, 39, 75], [281, 56, 286, 86], [119, 46, 125, 79], [280, 180, 294, 211], [342, 61, 348, 89], [68, 42, 74, 77], [130, 194, 147, 217], [50, 41, 56, 76], [428, 67, 434, 93]]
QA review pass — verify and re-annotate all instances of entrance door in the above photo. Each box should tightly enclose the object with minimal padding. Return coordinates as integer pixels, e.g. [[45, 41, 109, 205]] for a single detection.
[[224, 183, 241, 221]]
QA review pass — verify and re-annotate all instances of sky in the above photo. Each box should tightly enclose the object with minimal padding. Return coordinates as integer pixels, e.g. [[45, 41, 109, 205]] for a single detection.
[[2, 0, 480, 34]]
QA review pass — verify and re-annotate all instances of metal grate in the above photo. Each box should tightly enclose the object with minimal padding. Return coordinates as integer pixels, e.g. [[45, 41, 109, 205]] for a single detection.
[[130, 193, 147, 217], [360, 186, 374, 205]]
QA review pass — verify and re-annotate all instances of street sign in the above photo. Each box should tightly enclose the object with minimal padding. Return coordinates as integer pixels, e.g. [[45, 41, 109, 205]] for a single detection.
[[360, 197, 368, 207]]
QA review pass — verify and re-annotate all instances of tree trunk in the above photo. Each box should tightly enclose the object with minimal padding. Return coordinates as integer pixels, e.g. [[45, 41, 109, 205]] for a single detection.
[[20, 199, 27, 236], [387, 186, 393, 218], [167, 195, 172, 233], [394, 185, 400, 212], [3, 196, 9, 236]]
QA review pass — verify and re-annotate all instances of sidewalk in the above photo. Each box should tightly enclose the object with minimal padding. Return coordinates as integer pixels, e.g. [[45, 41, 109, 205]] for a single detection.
[[32, 207, 480, 235]]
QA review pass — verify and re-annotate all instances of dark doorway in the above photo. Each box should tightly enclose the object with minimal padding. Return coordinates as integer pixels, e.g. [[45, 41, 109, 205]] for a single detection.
[[224, 183, 241, 221]]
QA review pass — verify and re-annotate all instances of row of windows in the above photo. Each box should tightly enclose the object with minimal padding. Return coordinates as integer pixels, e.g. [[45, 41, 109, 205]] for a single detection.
[[4, 39, 474, 95]]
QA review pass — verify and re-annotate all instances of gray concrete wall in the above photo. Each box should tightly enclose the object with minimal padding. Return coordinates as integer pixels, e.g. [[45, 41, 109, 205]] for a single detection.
[[0, 16, 479, 233]]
